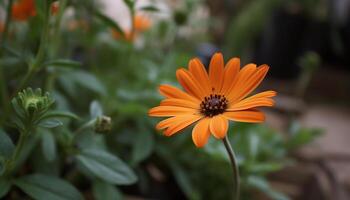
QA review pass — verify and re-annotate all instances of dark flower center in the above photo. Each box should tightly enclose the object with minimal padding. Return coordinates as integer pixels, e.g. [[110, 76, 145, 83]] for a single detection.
[[200, 94, 228, 117]]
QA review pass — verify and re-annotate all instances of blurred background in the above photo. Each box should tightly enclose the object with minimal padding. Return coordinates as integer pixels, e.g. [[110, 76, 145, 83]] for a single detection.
[[1, 0, 350, 199]]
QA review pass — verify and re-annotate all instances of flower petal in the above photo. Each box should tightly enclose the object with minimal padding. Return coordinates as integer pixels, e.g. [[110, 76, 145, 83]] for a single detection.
[[159, 84, 199, 103], [228, 64, 269, 103], [176, 69, 207, 99], [221, 57, 240, 94], [225, 63, 257, 97], [192, 118, 211, 147], [209, 115, 228, 139], [224, 109, 265, 123], [148, 106, 197, 117], [163, 115, 202, 136], [228, 90, 276, 111], [209, 53, 225, 92], [245, 90, 277, 99], [156, 114, 198, 130], [189, 58, 211, 94], [160, 98, 199, 109]]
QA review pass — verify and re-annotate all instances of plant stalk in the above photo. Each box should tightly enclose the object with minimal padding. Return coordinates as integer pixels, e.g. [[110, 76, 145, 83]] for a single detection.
[[222, 135, 240, 200], [0, 0, 14, 123], [3, 130, 28, 177], [13, 0, 51, 96]]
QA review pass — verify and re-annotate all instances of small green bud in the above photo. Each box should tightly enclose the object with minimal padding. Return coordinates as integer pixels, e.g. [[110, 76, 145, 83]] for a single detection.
[[94, 116, 112, 134], [13, 87, 54, 119]]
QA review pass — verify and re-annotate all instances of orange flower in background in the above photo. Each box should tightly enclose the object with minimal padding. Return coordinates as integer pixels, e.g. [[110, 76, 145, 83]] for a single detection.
[[133, 15, 151, 32], [0, 22, 4, 33], [112, 30, 134, 42], [112, 14, 151, 41], [51, 1, 59, 15], [12, 0, 36, 21], [149, 53, 276, 147]]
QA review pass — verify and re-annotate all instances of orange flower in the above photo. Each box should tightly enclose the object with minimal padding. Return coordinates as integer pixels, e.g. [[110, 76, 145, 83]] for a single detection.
[[51, 1, 59, 15], [112, 30, 134, 42], [149, 53, 276, 147], [12, 0, 36, 21], [133, 15, 151, 32], [0, 22, 4, 33], [112, 14, 151, 42]]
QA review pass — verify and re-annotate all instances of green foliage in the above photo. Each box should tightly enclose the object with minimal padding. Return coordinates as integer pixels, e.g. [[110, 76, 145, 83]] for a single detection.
[[0, 178, 11, 198], [76, 149, 137, 185], [0, 129, 15, 160], [92, 179, 124, 200], [225, 0, 283, 57], [14, 174, 84, 200], [0, 0, 322, 199]]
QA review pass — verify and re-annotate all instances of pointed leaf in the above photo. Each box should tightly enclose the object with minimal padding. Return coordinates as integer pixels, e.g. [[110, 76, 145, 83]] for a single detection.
[[0, 129, 14, 159], [39, 119, 63, 128], [41, 111, 79, 121], [94, 10, 125, 36], [92, 179, 123, 200], [140, 5, 159, 12], [44, 59, 81, 69], [0, 178, 11, 198], [132, 130, 154, 165], [76, 149, 137, 185], [14, 174, 83, 200], [90, 101, 103, 118], [40, 130, 56, 162]]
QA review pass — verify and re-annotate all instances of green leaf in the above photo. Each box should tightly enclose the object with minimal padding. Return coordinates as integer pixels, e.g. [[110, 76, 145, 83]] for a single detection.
[[0, 178, 11, 198], [40, 130, 56, 162], [14, 174, 83, 200], [123, 0, 135, 10], [70, 71, 107, 96], [140, 5, 160, 12], [247, 176, 290, 200], [35, 0, 46, 19], [94, 10, 125, 36], [0, 129, 15, 159], [13, 135, 39, 171], [247, 162, 284, 174], [44, 59, 82, 69], [90, 101, 103, 118], [287, 127, 323, 149], [76, 149, 137, 185], [39, 119, 63, 128], [156, 147, 200, 200], [132, 130, 154, 165], [92, 179, 123, 200], [41, 111, 79, 121], [11, 98, 25, 118]]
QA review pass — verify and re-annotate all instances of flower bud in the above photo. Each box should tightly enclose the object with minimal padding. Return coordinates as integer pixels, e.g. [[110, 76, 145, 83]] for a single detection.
[[94, 116, 112, 134], [14, 88, 54, 118]]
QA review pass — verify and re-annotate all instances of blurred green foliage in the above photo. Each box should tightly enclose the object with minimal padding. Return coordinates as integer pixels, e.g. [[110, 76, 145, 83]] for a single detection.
[[0, 0, 322, 199]]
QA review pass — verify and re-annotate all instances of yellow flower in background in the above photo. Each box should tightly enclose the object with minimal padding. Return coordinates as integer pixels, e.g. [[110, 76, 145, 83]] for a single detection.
[[149, 53, 276, 147], [112, 14, 152, 41], [12, 0, 36, 21]]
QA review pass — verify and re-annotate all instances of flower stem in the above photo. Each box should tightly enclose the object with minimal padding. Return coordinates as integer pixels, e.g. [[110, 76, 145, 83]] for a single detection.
[[222, 136, 240, 200], [0, 0, 13, 123], [12, 0, 50, 96], [3, 130, 28, 177]]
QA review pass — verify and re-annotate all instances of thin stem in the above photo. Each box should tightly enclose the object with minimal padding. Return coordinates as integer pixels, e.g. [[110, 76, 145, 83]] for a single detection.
[[2, 0, 13, 42], [12, 0, 50, 96], [128, 2, 136, 41], [222, 135, 240, 200], [3, 130, 28, 177], [0, 0, 13, 122], [74, 119, 96, 134]]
